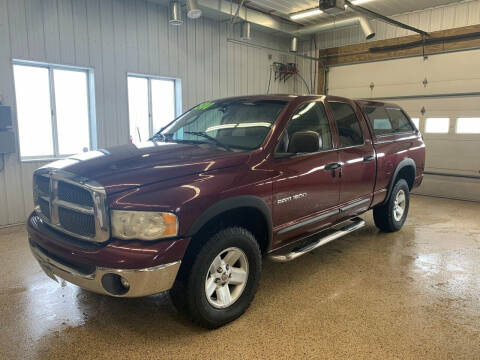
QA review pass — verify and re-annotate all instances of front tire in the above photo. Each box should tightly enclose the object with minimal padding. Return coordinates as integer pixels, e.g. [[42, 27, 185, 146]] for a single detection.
[[373, 179, 410, 232], [171, 227, 261, 329]]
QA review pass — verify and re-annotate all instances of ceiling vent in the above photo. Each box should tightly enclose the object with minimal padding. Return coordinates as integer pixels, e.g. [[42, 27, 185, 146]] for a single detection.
[[319, 0, 346, 14]]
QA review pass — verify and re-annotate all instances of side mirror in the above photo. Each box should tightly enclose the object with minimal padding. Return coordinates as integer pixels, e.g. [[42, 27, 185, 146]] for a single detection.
[[288, 131, 321, 154]]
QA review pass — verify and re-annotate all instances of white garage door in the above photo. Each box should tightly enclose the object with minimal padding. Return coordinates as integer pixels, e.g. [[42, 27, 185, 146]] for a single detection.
[[328, 49, 480, 202]]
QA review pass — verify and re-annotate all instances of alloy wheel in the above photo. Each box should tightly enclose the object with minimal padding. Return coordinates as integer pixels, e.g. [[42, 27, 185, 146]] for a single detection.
[[393, 189, 406, 222], [204, 247, 249, 309]]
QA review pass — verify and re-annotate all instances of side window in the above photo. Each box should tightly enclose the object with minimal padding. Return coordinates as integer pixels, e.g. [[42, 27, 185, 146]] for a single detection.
[[365, 106, 394, 136], [329, 102, 364, 147], [386, 108, 414, 133], [277, 102, 332, 153]]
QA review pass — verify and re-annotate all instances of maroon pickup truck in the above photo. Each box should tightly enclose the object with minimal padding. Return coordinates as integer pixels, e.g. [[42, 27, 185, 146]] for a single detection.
[[28, 94, 425, 328]]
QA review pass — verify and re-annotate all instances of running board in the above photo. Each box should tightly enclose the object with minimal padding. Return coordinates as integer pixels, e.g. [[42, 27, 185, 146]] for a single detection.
[[268, 217, 366, 263]]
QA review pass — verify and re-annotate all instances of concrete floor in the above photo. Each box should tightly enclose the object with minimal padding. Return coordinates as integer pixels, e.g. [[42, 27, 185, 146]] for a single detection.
[[1, 195, 480, 359]]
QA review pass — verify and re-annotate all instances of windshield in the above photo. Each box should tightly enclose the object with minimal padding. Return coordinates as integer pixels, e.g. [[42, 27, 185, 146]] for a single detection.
[[154, 99, 287, 150]]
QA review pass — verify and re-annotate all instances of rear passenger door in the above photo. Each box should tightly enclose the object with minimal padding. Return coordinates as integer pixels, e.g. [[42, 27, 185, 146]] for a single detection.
[[327, 101, 376, 218], [363, 105, 419, 200]]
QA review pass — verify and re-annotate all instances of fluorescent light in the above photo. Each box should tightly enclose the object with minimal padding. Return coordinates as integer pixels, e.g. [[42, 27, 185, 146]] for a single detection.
[[290, 8, 323, 20], [350, 0, 373, 5]]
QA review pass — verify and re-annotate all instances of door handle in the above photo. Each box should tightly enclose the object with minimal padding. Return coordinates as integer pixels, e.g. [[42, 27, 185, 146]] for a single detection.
[[325, 162, 342, 171], [363, 155, 375, 162]]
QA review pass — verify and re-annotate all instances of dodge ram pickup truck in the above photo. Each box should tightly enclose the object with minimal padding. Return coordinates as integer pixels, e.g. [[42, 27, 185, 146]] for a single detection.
[[28, 94, 425, 328]]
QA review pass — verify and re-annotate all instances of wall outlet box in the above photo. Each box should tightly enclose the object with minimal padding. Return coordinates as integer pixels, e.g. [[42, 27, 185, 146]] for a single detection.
[[0, 131, 16, 154], [0, 106, 12, 130]]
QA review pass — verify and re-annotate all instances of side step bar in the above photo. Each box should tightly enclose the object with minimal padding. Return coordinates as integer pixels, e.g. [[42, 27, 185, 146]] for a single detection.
[[268, 217, 366, 263]]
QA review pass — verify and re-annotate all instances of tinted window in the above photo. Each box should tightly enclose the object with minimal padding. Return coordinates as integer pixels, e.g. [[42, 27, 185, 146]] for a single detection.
[[365, 106, 414, 135], [329, 102, 364, 147], [160, 100, 286, 150], [277, 102, 332, 153], [365, 106, 393, 136], [386, 108, 414, 133]]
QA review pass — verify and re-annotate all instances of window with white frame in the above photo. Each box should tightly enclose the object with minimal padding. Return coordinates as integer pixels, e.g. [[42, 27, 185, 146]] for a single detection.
[[127, 74, 180, 144], [456, 118, 480, 134], [12, 61, 95, 159], [411, 118, 420, 130], [425, 118, 450, 134]]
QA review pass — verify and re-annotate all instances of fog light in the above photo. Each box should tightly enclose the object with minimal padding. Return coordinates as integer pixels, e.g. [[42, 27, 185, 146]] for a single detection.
[[120, 276, 130, 289], [101, 273, 130, 295]]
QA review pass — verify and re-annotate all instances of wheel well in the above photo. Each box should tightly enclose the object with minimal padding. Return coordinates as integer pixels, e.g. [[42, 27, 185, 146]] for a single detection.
[[182, 207, 270, 266], [396, 165, 415, 190]]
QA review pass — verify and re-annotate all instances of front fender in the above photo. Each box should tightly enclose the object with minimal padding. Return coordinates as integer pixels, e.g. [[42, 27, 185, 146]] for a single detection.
[[108, 166, 274, 244], [186, 195, 273, 248]]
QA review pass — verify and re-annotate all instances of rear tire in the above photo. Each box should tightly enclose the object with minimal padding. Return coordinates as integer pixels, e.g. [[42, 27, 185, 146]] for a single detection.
[[373, 179, 410, 232], [170, 227, 261, 329]]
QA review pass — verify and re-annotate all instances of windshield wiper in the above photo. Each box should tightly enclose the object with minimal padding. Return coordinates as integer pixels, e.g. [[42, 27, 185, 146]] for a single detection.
[[150, 133, 166, 142], [183, 131, 232, 151]]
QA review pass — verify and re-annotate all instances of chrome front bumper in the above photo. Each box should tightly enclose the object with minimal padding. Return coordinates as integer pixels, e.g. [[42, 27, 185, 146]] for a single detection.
[[30, 241, 181, 297]]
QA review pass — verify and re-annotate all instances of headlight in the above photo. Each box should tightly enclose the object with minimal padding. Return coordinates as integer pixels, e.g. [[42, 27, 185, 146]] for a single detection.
[[111, 210, 178, 240]]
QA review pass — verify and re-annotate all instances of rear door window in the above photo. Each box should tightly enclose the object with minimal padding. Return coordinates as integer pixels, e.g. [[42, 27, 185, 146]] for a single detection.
[[385, 108, 414, 133], [364, 106, 393, 136], [328, 102, 364, 147], [365, 106, 414, 136]]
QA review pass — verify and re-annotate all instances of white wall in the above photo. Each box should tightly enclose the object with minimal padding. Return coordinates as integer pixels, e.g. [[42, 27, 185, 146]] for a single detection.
[[0, 0, 315, 226], [317, 0, 480, 49]]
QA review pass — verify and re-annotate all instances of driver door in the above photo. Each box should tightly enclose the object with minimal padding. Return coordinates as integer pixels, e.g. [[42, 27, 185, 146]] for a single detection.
[[271, 101, 340, 248]]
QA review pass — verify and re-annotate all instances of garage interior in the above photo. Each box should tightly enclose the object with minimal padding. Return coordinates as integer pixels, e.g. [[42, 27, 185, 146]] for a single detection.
[[1, 0, 480, 358]]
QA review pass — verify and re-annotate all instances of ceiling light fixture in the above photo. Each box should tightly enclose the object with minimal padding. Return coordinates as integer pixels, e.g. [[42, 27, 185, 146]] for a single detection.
[[290, 8, 323, 20], [186, 0, 202, 19], [169, 1, 183, 25]]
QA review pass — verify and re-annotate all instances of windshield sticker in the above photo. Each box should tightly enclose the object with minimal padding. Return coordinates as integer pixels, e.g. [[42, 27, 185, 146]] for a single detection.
[[196, 102, 215, 110]]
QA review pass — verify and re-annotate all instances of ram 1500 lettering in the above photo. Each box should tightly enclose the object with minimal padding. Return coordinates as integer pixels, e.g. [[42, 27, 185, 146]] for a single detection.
[[28, 95, 425, 328]]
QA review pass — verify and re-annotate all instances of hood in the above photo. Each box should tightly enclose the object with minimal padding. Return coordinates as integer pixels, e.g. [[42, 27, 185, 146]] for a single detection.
[[43, 141, 249, 195]]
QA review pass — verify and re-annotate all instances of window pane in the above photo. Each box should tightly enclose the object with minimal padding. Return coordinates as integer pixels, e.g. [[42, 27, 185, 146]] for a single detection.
[[425, 118, 449, 133], [456, 118, 480, 134], [411, 118, 420, 130], [386, 108, 414, 133], [128, 77, 149, 144], [54, 69, 90, 155], [364, 106, 393, 136], [13, 64, 54, 157], [280, 102, 332, 153], [162, 100, 285, 150], [151, 79, 175, 133], [329, 102, 363, 147]]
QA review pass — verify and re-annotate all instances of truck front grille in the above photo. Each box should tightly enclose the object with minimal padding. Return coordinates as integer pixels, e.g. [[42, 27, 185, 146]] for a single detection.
[[35, 175, 50, 194], [58, 181, 94, 207], [33, 169, 110, 243], [58, 207, 96, 237], [38, 197, 51, 221]]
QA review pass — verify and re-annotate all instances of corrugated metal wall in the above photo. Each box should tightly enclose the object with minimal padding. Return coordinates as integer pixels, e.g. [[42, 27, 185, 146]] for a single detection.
[[0, 0, 315, 226], [317, 0, 480, 49]]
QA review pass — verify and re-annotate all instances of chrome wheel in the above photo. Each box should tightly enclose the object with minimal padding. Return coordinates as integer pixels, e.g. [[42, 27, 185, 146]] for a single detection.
[[205, 247, 249, 309], [393, 189, 406, 222]]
